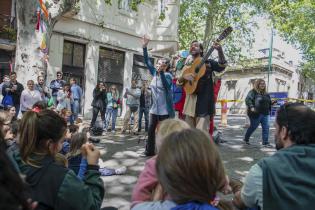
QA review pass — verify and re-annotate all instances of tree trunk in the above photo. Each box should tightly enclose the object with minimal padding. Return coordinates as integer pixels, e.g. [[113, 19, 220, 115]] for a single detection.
[[203, 0, 215, 53], [15, 0, 79, 85], [15, 0, 45, 84]]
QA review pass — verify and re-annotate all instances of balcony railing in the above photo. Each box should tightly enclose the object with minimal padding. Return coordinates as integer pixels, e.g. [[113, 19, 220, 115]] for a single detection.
[[0, 13, 17, 41]]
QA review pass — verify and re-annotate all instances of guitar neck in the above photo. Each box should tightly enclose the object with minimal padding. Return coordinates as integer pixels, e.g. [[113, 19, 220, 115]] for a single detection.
[[196, 46, 215, 71]]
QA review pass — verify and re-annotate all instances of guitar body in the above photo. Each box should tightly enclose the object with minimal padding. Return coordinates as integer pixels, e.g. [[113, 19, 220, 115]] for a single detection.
[[182, 57, 206, 95]]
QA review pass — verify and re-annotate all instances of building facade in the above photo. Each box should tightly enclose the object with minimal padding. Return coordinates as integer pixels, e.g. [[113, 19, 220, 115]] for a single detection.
[[218, 47, 315, 114], [0, 0, 16, 78], [46, 0, 179, 118]]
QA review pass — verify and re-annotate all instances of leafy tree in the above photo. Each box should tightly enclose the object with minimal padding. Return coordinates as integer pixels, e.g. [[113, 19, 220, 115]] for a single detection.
[[179, 0, 259, 63], [251, 0, 315, 80]]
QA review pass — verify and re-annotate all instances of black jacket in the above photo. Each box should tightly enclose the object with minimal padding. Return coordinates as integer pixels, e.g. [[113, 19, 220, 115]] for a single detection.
[[195, 59, 226, 117], [245, 89, 271, 116], [91, 88, 107, 110]]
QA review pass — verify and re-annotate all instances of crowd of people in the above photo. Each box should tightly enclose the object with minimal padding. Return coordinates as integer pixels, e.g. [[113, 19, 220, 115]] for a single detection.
[[0, 71, 82, 124], [1, 36, 315, 210]]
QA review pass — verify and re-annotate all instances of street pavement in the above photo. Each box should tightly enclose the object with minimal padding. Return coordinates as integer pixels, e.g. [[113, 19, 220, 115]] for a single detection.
[[95, 116, 276, 210]]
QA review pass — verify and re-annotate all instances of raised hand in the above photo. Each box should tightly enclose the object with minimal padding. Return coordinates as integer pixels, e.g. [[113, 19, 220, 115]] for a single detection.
[[141, 35, 150, 48]]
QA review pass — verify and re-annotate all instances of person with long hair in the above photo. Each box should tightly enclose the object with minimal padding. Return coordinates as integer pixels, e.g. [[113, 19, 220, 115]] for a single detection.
[[132, 129, 227, 210], [68, 132, 126, 179], [141, 35, 175, 157], [17, 110, 104, 209], [4, 105, 17, 122], [131, 119, 190, 207], [90, 82, 107, 129], [244, 79, 272, 146], [0, 140, 33, 210], [104, 84, 120, 133]]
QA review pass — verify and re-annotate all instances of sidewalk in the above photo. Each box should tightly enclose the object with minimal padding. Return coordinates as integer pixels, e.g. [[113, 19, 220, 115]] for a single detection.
[[94, 117, 276, 210]]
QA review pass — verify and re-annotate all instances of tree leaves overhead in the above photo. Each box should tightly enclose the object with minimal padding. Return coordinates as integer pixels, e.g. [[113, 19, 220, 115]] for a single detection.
[[251, 0, 315, 80], [179, 0, 259, 63]]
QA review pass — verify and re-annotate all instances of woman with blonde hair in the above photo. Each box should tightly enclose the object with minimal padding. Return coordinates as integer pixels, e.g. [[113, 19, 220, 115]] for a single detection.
[[244, 79, 272, 146], [132, 128, 228, 210], [104, 84, 120, 133], [131, 119, 190, 207]]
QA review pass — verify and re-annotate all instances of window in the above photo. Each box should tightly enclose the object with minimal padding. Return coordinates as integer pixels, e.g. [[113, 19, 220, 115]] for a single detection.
[[132, 54, 154, 82], [98, 47, 125, 94], [62, 41, 85, 68], [118, 0, 131, 11], [226, 80, 237, 91], [62, 41, 86, 88]]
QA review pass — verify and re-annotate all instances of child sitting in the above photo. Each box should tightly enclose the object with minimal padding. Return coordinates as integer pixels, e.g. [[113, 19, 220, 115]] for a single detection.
[[132, 129, 228, 210], [131, 119, 190, 207], [60, 124, 79, 155], [68, 132, 126, 179]]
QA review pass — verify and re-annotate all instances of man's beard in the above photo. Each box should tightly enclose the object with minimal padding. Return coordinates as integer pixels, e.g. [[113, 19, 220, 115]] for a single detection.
[[275, 132, 284, 150]]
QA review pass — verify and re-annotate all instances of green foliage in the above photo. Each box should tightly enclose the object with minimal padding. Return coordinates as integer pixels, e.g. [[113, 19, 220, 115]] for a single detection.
[[0, 26, 17, 42], [105, 0, 145, 11], [251, 0, 315, 80], [179, 0, 259, 63]]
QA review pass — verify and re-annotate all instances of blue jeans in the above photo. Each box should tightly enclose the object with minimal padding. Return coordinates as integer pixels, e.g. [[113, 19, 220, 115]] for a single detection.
[[71, 99, 80, 123], [138, 107, 149, 132], [104, 107, 118, 131], [245, 114, 270, 144]]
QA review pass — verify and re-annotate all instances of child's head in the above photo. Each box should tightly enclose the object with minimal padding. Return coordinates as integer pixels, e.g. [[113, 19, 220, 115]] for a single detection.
[[32, 101, 48, 111], [69, 132, 88, 156], [0, 111, 12, 138], [156, 128, 225, 204], [19, 110, 67, 166], [65, 124, 79, 139], [156, 119, 190, 152], [4, 120, 20, 141]]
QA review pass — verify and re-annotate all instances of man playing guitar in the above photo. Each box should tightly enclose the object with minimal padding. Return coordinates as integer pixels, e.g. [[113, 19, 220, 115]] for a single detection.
[[177, 40, 227, 132]]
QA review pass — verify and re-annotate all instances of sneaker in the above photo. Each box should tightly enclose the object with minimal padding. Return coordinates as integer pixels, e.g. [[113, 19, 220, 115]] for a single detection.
[[89, 137, 100, 143], [115, 166, 127, 175], [111, 130, 116, 134], [243, 140, 250, 145], [263, 143, 273, 148], [139, 151, 155, 157]]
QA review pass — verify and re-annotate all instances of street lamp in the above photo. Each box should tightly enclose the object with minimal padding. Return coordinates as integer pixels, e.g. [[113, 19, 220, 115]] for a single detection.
[[267, 27, 274, 91]]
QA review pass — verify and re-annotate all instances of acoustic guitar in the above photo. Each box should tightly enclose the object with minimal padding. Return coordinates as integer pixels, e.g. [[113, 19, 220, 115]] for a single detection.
[[182, 26, 233, 95]]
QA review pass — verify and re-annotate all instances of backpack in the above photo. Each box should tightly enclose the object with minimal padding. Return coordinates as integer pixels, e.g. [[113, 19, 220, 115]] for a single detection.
[[2, 94, 14, 106], [90, 126, 103, 136]]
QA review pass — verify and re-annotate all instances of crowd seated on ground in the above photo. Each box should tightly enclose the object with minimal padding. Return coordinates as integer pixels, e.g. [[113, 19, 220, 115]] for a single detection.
[[1, 102, 315, 210]]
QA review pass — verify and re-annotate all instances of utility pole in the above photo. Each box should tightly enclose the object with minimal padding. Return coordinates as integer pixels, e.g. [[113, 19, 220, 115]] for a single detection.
[[267, 27, 274, 91]]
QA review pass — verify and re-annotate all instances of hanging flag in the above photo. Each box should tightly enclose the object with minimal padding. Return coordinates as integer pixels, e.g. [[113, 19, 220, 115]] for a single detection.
[[39, 0, 49, 19], [35, 8, 40, 31], [40, 33, 47, 50]]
